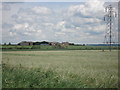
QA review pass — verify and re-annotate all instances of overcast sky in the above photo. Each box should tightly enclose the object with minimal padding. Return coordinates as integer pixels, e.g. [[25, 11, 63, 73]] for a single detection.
[[1, 0, 118, 44]]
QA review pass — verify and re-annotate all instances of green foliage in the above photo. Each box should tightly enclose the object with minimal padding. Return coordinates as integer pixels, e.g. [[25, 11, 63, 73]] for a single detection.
[[3, 64, 87, 88], [1, 45, 119, 51], [2, 50, 118, 88]]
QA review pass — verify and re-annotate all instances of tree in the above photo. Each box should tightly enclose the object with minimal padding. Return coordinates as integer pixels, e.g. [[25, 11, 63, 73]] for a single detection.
[[83, 44, 85, 46], [8, 42, 11, 45], [4, 43, 6, 45]]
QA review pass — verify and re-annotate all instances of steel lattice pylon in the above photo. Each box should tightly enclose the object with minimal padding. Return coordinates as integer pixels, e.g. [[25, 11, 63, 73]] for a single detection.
[[104, 5, 117, 51]]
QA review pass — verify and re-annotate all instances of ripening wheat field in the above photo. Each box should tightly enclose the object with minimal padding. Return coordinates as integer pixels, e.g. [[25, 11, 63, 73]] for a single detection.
[[2, 50, 118, 88]]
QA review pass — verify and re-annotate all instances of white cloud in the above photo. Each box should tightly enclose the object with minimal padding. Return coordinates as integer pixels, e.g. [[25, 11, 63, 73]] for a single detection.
[[67, 0, 105, 18], [13, 24, 24, 30], [61, 28, 75, 33], [85, 18, 102, 23], [56, 21, 66, 29], [9, 32, 17, 36], [55, 32, 65, 37], [43, 23, 54, 27], [23, 32, 31, 36], [37, 30, 42, 33], [32, 6, 51, 14], [2, 2, 118, 44], [13, 23, 29, 30], [92, 25, 105, 32], [86, 0, 105, 12], [68, 4, 89, 16]]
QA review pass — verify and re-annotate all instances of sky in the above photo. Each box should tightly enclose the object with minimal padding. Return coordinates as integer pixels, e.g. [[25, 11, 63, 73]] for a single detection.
[[1, 0, 119, 44]]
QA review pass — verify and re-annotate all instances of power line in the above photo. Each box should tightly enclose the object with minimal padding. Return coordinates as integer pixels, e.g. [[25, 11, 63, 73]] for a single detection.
[[104, 5, 117, 51]]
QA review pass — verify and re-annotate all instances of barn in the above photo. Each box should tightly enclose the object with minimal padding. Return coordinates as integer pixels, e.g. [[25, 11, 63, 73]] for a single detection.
[[18, 41, 33, 46]]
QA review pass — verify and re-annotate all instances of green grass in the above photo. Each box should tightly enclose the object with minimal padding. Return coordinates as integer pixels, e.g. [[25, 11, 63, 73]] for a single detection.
[[0, 51, 2, 89], [1, 45, 119, 51], [2, 50, 118, 88], [3, 64, 91, 88]]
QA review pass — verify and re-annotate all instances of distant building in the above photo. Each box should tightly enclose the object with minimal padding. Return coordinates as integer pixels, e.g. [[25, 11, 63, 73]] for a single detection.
[[33, 42, 41, 45], [40, 41, 49, 45], [18, 41, 50, 46], [18, 41, 70, 46], [49, 42, 60, 46], [18, 41, 33, 46], [61, 42, 69, 46]]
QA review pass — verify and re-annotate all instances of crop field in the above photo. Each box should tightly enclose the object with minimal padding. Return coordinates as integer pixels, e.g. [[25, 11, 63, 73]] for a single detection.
[[2, 50, 118, 88], [1, 45, 119, 51]]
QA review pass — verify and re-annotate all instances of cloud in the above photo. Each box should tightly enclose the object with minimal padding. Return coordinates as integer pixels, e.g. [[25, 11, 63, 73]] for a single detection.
[[9, 32, 17, 36], [32, 6, 51, 14], [2, 3, 11, 11], [67, 0, 105, 18], [13, 23, 29, 30], [2, 23, 13, 29], [92, 24, 105, 32], [55, 32, 65, 37], [86, 0, 105, 12], [12, 23, 43, 35], [2, 1, 118, 44], [60, 0, 108, 38]]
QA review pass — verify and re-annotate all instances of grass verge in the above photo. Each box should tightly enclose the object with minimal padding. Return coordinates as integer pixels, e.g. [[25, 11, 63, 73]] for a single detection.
[[2, 63, 118, 88]]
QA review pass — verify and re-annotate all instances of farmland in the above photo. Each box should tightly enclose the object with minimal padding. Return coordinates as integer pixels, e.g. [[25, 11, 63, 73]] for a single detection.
[[1, 45, 119, 51], [2, 50, 118, 88]]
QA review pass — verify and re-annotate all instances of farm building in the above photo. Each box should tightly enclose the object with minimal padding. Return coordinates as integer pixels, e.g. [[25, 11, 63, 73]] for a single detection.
[[61, 42, 69, 46], [33, 41, 49, 45], [49, 42, 69, 46], [33, 42, 41, 45], [40, 41, 49, 45], [49, 42, 60, 46], [18, 41, 33, 46], [18, 41, 69, 46]]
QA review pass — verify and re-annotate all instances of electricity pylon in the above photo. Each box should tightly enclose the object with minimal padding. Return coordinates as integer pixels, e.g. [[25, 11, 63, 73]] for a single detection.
[[104, 5, 117, 51]]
